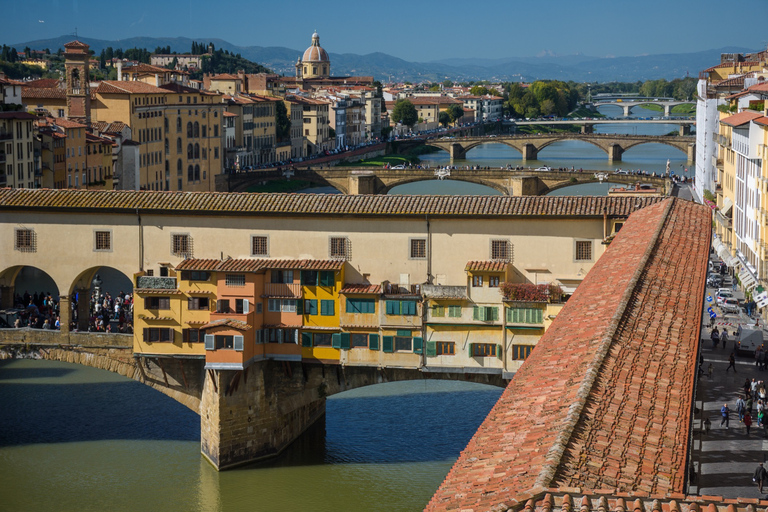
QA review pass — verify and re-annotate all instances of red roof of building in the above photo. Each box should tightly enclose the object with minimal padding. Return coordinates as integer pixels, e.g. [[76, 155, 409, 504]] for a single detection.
[[340, 284, 382, 295], [200, 318, 252, 331], [720, 110, 765, 127], [465, 261, 509, 272], [95, 81, 169, 95], [427, 198, 711, 511], [175, 258, 344, 272], [22, 87, 66, 100]]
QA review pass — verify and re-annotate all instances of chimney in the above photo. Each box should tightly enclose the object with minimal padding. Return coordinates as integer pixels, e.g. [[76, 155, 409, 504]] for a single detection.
[[155, 73, 160, 87], [117, 61, 122, 81]]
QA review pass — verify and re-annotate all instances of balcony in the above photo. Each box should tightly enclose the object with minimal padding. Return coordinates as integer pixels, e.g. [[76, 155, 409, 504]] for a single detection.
[[422, 284, 468, 300], [263, 282, 301, 298], [136, 276, 177, 290]]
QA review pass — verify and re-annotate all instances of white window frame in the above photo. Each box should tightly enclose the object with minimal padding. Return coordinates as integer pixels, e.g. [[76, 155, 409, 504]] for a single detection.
[[93, 229, 113, 252]]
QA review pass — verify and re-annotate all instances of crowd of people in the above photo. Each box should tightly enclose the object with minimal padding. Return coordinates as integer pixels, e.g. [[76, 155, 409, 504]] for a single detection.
[[10, 289, 133, 334]]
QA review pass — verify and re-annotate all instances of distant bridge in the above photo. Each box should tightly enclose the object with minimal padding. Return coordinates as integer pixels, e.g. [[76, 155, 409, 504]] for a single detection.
[[395, 133, 695, 162], [221, 167, 671, 196], [591, 99, 695, 116], [509, 118, 695, 135]]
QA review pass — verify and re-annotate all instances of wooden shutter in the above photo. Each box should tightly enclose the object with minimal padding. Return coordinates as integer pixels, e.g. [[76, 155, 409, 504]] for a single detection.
[[346, 298, 355, 313], [469, 343, 475, 356], [234, 335, 244, 351], [340, 332, 351, 350], [143, 328, 149, 342], [473, 307, 480, 320], [382, 336, 394, 353], [385, 300, 398, 315], [243, 300, 250, 314], [369, 334, 379, 350], [496, 344, 503, 359], [491, 307, 499, 321], [332, 333, 341, 349], [204, 334, 215, 350], [301, 332, 312, 347], [296, 299, 303, 315], [413, 337, 423, 354], [426, 341, 437, 357]]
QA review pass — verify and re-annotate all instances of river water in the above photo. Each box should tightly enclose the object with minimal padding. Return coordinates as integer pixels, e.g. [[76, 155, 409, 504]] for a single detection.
[[0, 358, 503, 511]]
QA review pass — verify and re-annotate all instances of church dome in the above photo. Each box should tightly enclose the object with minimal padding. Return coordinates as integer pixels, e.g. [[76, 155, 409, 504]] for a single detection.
[[302, 32, 329, 63]]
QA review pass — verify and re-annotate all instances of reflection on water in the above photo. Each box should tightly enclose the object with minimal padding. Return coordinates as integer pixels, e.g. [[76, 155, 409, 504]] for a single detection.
[[0, 359, 502, 512]]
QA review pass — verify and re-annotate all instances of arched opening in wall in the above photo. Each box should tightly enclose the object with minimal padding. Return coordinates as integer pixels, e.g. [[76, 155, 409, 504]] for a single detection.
[[0, 265, 60, 328], [388, 180, 502, 196], [68, 266, 134, 333]]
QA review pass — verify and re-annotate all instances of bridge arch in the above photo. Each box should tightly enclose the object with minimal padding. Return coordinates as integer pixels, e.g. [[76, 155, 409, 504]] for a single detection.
[[535, 136, 612, 155], [382, 175, 510, 195], [0, 265, 60, 312], [458, 140, 524, 157], [619, 139, 691, 156]]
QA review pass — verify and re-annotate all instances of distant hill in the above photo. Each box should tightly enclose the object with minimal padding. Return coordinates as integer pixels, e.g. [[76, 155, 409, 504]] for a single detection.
[[8, 35, 757, 83]]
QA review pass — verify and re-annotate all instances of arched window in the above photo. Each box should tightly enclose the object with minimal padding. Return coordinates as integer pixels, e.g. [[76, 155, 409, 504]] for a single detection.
[[176, 117, 182, 132], [71, 69, 80, 89], [194, 165, 200, 181], [187, 122, 193, 137], [187, 165, 194, 182], [177, 159, 182, 176], [214, 111, 218, 118], [187, 144, 193, 159], [193, 122, 200, 138], [194, 143, 200, 159], [177, 138, 182, 154]]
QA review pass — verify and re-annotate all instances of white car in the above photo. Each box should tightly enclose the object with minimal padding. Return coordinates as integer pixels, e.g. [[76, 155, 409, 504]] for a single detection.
[[716, 290, 733, 306], [390, 164, 407, 170], [721, 298, 741, 314], [535, 166, 552, 172]]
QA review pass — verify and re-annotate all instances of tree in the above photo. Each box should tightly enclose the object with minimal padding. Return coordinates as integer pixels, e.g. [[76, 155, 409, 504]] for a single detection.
[[470, 85, 490, 96], [391, 99, 418, 128], [447, 104, 464, 126], [275, 101, 291, 142], [438, 111, 451, 128]]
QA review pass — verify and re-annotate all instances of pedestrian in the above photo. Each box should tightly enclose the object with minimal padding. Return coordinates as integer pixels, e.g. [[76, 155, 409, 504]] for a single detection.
[[708, 363, 714, 379], [721, 403, 730, 429], [703, 416, 711, 434], [745, 378, 754, 398], [721, 330, 729, 349], [738, 395, 747, 422], [727, 352, 737, 372], [711, 328, 720, 348], [745, 411, 753, 434], [755, 463, 767, 493]]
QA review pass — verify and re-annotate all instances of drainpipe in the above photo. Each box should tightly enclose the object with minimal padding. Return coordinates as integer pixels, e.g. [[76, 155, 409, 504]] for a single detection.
[[136, 208, 144, 271], [423, 214, 431, 369], [603, 207, 608, 241]]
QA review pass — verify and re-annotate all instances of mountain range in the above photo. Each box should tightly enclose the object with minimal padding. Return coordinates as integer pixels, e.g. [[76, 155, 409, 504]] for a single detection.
[[9, 35, 757, 83]]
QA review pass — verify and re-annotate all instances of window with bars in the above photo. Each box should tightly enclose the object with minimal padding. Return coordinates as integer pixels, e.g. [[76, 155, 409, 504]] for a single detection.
[[171, 233, 192, 257], [94, 230, 111, 251], [225, 274, 246, 287], [14, 228, 35, 252], [575, 240, 592, 261], [329, 236, 349, 260], [491, 239, 510, 261], [251, 235, 268, 257], [410, 238, 426, 259]]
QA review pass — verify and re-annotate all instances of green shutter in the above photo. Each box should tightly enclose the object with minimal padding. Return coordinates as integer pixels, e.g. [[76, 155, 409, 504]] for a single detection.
[[346, 298, 355, 314], [301, 332, 312, 347], [432, 304, 445, 317], [309, 300, 317, 315], [320, 271, 334, 287], [369, 334, 379, 350], [426, 341, 437, 357], [534, 308, 543, 323], [296, 299, 303, 315], [340, 332, 351, 350], [469, 343, 475, 356], [496, 344, 503, 359], [332, 333, 341, 349], [473, 306, 480, 320], [321, 300, 334, 316], [413, 337, 423, 354], [386, 300, 398, 315], [491, 307, 499, 321], [383, 336, 394, 353], [365, 299, 375, 314], [396, 330, 411, 337]]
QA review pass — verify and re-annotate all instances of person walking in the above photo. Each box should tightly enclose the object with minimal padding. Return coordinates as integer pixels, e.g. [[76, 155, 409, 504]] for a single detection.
[[755, 463, 767, 493], [721, 330, 729, 349], [721, 403, 730, 429], [727, 352, 738, 372], [738, 395, 747, 422], [745, 411, 753, 434]]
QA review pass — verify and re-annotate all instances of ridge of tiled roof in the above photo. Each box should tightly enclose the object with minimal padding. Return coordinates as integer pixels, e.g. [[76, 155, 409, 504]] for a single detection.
[[427, 198, 711, 510], [200, 318, 251, 331], [721, 110, 764, 126], [22, 78, 61, 88], [22, 87, 66, 99], [175, 258, 344, 272], [96, 80, 169, 95], [465, 260, 509, 272], [0, 189, 664, 218], [340, 284, 382, 294]]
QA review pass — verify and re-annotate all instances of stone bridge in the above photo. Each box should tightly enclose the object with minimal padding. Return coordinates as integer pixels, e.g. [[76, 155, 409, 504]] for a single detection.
[[0, 329, 506, 470], [592, 99, 695, 116], [222, 167, 671, 196], [395, 133, 695, 162]]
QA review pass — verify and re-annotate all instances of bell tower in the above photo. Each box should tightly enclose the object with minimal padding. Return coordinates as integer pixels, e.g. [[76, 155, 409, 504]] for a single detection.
[[64, 40, 91, 125]]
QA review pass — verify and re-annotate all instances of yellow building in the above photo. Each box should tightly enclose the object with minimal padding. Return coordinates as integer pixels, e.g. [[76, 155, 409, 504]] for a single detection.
[[85, 132, 115, 189], [285, 95, 332, 156], [300, 261, 344, 363], [133, 269, 193, 356], [0, 111, 37, 189]]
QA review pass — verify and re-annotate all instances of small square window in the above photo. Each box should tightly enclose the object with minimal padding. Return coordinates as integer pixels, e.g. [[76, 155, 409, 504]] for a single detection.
[[226, 274, 246, 287], [329, 236, 349, 260], [94, 230, 111, 251], [575, 240, 592, 261], [14, 228, 36, 252], [472, 275, 483, 287], [410, 238, 426, 259], [491, 239, 510, 261], [252, 235, 268, 257], [171, 233, 192, 258]]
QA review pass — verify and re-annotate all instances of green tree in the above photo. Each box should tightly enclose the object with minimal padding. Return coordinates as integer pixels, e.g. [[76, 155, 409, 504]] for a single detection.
[[447, 103, 464, 125], [438, 111, 451, 128], [391, 99, 418, 127], [470, 85, 490, 96], [275, 101, 291, 142]]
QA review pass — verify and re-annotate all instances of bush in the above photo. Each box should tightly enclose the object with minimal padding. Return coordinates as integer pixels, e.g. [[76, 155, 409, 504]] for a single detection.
[[500, 282, 563, 302]]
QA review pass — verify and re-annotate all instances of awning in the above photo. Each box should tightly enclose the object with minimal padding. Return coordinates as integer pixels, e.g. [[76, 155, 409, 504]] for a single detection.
[[721, 197, 734, 216], [717, 246, 730, 262], [739, 268, 758, 291], [557, 278, 583, 295]]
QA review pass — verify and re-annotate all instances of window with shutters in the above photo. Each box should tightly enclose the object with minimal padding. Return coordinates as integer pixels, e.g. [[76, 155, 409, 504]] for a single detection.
[[271, 270, 293, 284], [506, 307, 544, 324], [490, 239, 510, 261], [473, 306, 498, 322], [385, 300, 417, 316], [512, 344, 533, 360], [448, 305, 461, 318], [304, 299, 318, 315], [143, 327, 173, 342], [268, 298, 296, 313], [187, 297, 209, 310], [351, 333, 368, 348], [346, 298, 375, 314], [319, 271, 334, 287], [395, 336, 412, 351], [94, 230, 112, 251], [171, 233, 192, 257], [145, 297, 171, 310], [215, 335, 234, 349], [226, 274, 246, 287], [436, 342, 455, 355], [235, 299, 249, 314], [575, 240, 592, 261], [320, 300, 335, 316], [301, 270, 318, 286], [472, 343, 498, 357], [329, 236, 349, 260], [410, 238, 426, 259], [251, 235, 268, 257], [183, 328, 202, 342], [431, 304, 445, 317], [313, 333, 332, 346], [14, 228, 35, 252]]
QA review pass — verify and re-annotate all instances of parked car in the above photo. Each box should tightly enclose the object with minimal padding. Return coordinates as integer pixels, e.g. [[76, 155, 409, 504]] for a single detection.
[[721, 298, 741, 314], [390, 164, 406, 169], [716, 290, 734, 306], [535, 166, 552, 172]]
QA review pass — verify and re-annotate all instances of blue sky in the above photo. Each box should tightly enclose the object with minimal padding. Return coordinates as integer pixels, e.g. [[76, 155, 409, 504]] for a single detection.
[[5, 0, 767, 61]]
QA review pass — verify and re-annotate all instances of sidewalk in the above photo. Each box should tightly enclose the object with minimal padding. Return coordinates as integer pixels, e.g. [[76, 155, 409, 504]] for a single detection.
[[692, 263, 768, 498]]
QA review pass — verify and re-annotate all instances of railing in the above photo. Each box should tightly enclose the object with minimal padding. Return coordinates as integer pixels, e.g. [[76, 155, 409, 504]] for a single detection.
[[263, 283, 301, 297], [136, 276, 177, 290]]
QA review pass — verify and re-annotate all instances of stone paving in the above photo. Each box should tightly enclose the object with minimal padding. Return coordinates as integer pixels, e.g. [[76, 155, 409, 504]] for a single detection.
[[692, 260, 768, 500]]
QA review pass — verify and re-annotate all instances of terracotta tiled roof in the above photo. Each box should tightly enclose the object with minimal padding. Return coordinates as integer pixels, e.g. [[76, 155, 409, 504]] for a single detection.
[[134, 289, 184, 295], [0, 112, 36, 120], [22, 87, 66, 100], [262, 259, 344, 271], [0, 189, 664, 219], [175, 259, 224, 271], [95, 81, 169, 95], [340, 284, 382, 294], [200, 318, 252, 331], [175, 258, 343, 272], [465, 260, 508, 272], [427, 198, 711, 511], [720, 110, 765, 127], [64, 40, 89, 49], [754, 117, 768, 127], [53, 118, 87, 129], [23, 78, 60, 88], [92, 121, 128, 134]]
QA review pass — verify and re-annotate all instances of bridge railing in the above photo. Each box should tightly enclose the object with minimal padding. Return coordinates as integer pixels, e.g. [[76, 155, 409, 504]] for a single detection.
[[0, 327, 133, 348]]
